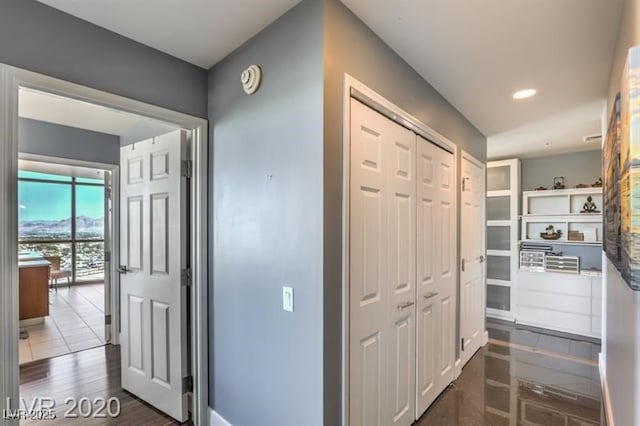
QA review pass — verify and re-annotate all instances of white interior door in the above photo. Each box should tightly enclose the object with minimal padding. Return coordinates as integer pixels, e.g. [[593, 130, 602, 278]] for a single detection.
[[415, 135, 456, 418], [119, 129, 190, 422], [349, 99, 416, 426], [460, 153, 486, 367]]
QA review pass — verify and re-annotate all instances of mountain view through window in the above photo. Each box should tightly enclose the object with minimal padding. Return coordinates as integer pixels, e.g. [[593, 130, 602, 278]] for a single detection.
[[18, 169, 106, 283]]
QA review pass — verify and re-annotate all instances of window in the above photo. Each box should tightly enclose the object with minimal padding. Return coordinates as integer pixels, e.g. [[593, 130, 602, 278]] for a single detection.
[[18, 168, 106, 284]]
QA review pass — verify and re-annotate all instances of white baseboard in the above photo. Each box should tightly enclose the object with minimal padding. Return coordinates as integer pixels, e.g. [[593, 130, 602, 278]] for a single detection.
[[599, 352, 614, 426], [210, 408, 232, 426], [454, 358, 462, 379]]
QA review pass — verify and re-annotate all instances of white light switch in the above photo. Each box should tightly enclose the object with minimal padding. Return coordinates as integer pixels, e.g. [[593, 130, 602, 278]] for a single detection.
[[283, 286, 294, 312]]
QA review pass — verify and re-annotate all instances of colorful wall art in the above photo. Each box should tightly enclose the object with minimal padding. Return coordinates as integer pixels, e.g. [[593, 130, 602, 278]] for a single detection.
[[614, 46, 640, 290]]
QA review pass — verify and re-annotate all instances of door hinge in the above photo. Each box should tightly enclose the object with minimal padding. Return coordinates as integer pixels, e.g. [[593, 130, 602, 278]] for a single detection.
[[181, 160, 193, 178], [104, 314, 112, 325], [182, 375, 193, 394], [104, 251, 111, 262], [461, 259, 466, 272], [181, 268, 192, 287], [479, 255, 485, 263], [461, 338, 465, 351], [105, 186, 113, 200]]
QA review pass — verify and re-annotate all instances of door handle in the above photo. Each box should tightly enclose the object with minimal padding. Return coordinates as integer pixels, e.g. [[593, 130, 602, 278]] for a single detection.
[[117, 265, 129, 274], [423, 292, 439, 300], [397, 301, 415, 311]]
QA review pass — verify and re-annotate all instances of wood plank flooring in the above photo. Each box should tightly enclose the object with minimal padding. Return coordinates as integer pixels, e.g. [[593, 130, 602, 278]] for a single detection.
[[20, 344, 185, 425]]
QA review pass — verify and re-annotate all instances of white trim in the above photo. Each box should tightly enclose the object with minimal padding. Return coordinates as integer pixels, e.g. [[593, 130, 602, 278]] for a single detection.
[[209, 408, 233, 426], [341, 74, 459, 426], [599, 352, 614, 426], [0, 64, 209, 426], [0, 63, 20, 422]]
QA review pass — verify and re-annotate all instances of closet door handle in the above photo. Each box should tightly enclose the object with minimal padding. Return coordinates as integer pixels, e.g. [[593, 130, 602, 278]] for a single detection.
[[423, 292, 439, 300], [397, 301, 415, 311]]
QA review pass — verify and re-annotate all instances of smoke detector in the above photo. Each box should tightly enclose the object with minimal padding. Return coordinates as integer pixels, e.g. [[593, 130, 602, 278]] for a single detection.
[[241, 65, 262, 95], [583, 134, 602, 144]]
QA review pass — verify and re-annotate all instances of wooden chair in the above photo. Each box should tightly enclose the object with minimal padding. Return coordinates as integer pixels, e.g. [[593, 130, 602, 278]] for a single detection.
[[44, 256, 71, 291]]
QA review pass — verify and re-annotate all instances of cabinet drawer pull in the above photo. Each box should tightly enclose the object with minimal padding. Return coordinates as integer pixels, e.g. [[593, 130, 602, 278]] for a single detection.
[[423, 292, 439, 300]]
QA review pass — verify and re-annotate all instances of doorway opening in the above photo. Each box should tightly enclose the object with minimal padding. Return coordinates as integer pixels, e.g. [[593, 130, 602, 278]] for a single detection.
[[0, 65, 209, 425], [18, 158, 112, 364]]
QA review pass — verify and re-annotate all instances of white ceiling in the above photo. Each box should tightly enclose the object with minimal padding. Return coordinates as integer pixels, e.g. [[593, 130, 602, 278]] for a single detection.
[[19, 88, 178, 145], [342, 0, 623, 159], [37, 0, 624, 159], [37, 0, 302, 69]]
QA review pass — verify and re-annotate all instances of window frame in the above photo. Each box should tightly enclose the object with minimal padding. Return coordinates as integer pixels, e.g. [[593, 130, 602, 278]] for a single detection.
[[18, 173, 105, 284]]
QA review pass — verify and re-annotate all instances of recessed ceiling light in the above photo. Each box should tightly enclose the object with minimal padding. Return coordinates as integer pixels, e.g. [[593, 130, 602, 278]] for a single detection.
[[512, 89, 537, 100]]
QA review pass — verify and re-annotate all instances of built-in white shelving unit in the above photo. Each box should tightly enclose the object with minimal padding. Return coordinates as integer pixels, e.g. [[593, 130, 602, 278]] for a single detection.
[[486, 159, 520, 321], [521, 188, 603, 245], [516, 187, 603, 338]]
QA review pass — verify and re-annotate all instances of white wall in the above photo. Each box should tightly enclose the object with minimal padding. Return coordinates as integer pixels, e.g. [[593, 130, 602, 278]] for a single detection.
[[521, 150, 601, 191], [605, 259, 640, 425], [603, 0, 640, 424]]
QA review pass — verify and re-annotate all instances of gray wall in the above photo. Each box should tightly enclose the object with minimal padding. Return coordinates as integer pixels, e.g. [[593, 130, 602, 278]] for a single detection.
[[322, 2, 487, 423], [19, 118, 120, 164], [208, 1, 325, 425], [0, 0, 207, 118], [521, 150, 602, 191]]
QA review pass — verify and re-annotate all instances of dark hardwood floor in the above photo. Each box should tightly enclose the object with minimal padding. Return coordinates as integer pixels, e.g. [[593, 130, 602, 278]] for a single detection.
[[20, 344, 185, 425]]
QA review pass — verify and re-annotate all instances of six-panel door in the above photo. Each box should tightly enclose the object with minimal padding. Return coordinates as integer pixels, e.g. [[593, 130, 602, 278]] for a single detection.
[[350, 98, 457, 426], [120, 130, 189, 422]]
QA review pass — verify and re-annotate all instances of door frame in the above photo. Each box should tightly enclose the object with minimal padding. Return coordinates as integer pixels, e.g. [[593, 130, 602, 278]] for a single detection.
[[0, 64, 209, 426], [17, 152, 120, 344], [341, 74, 458, 426], [459, 150, 488, 367]]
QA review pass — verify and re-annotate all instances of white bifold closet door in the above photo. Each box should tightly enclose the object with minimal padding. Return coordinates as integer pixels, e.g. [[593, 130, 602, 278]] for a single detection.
[[349, 98, 456, 426], [349, 98, 416, 426], [415, 135, 456, 416]]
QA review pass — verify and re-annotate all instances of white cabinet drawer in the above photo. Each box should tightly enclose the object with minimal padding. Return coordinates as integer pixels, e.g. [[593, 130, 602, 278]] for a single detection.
[[517, 271, 591, 297], [517, 289, 591, 316], [591, 277, 602, 298], [592, 297, 602, 317]]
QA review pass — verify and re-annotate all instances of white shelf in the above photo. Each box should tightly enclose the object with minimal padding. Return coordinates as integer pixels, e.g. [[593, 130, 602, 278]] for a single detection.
[[523, 188, 603, 216], [521, 239, 602, 247], [523, 187, 602, 197]]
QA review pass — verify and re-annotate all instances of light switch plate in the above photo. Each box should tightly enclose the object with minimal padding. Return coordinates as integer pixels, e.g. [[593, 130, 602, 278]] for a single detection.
[[283, 286, 294, 312]]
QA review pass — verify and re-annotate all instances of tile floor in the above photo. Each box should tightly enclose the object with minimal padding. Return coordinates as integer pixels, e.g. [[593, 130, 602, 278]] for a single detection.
[[19, 283, 106, 364], [416, 319, 603, 425]]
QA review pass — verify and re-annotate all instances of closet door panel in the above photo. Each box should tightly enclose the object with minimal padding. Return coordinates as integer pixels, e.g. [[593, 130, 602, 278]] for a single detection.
[[386, 124, 416, 426], [349, 99, 389, 426], [416, 136, 456, 418]]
